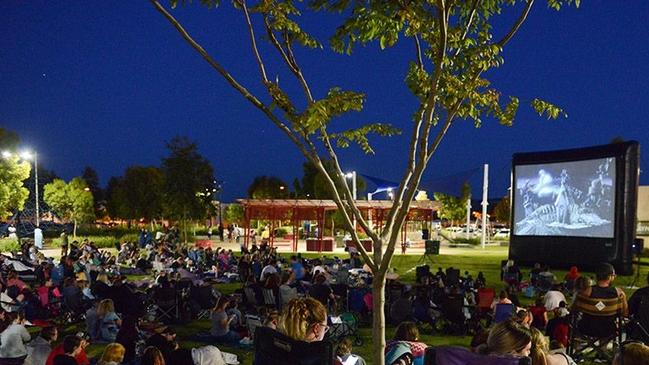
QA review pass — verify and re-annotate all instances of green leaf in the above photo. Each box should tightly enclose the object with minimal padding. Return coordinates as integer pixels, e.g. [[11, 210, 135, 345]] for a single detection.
[[531, 98, 568, 119], [330, 123, 401, 154], [298, 88, 365, 134]]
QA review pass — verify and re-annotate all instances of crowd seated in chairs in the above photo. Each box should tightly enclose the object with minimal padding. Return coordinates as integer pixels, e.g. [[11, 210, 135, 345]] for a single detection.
[[7, 227, 649, 365]]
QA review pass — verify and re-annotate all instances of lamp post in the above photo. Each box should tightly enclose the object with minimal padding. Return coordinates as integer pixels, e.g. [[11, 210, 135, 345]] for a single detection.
[[344, 171, 357, 200], [345, 171, 357, 234]]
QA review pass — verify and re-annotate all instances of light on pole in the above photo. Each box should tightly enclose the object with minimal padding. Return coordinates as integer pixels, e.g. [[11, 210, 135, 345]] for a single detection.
[[345, 171, 357, 234], [344, 171, 357, 200]]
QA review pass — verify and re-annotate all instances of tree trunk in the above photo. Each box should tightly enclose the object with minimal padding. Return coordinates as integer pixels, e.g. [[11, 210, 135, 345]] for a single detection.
[[372, 272, 387, 365], [73, 218, 77, 238]]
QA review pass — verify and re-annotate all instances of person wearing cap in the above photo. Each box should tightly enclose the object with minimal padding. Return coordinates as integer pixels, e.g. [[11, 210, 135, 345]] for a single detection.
[[581, 263, 628, 315]]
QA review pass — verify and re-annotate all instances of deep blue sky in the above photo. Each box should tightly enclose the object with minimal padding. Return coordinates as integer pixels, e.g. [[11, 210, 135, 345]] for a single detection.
[[1, 1, 648, 202]]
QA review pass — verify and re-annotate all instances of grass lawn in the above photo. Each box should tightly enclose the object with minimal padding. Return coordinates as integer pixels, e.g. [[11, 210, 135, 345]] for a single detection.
[[50, 245, 649, 365]]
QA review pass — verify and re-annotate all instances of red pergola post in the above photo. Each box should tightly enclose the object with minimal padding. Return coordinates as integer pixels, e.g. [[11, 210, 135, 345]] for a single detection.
[[243, 204, 251, 249], [292, 207, 298, 252], [317, 207, 324, 253]]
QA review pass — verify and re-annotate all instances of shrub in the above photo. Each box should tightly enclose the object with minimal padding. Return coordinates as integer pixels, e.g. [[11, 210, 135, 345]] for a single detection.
[[0, 238, 21, 253], [51, 235, 120, 249], [452, 237, 482, 246]]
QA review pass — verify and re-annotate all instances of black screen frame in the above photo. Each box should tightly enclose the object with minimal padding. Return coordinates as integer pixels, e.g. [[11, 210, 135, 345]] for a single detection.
[[509, 141, 639, 275]]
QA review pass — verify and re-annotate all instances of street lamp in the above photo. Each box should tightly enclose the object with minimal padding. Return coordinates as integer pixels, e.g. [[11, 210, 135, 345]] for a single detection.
[[344, 171, 357, 200]]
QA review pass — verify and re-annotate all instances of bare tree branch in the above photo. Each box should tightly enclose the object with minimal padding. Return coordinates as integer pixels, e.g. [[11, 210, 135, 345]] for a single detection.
[[150, 0, 314, 162], [238, 0, 269, 83], [414, 35, 424, 70], [283, 32, 315, 103], [498, 0, 535, 47], [455, 0, 481, 56]]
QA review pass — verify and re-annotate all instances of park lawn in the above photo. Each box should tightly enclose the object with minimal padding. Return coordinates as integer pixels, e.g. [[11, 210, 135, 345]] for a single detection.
[[47, 244, 649, 365]]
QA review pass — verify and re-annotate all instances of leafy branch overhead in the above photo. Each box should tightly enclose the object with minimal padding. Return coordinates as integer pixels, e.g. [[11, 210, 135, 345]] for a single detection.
[[330, 123, 401, 154]]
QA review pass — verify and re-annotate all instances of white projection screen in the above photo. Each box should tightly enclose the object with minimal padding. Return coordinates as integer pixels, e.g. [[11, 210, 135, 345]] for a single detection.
[[513, 157, 616, 238]]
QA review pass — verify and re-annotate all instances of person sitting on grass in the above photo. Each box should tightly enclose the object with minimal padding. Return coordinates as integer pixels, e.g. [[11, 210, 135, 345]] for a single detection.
[[210, 296, 241, 345], [0, 311, 31, 365], [529, 327, 576, 365], [612, 342, 649, 365], [336, 337, 366, 365], [52, 336, 83, 365], [385, 321, 427, 365], [478, 319, 532, 358], [25, 326, 58, 365], [140, 347, 166, 365], [529, 298, 548, 331], [278, 297, 329, 343], [97, 343, 125, 365], [97, 299, 121, 342]]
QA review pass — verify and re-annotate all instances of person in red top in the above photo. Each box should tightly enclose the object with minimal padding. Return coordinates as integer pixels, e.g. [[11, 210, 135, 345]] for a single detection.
[[564, 266, 580, 292], [45, 334, 89, 365], [529, 298, 548, 331]]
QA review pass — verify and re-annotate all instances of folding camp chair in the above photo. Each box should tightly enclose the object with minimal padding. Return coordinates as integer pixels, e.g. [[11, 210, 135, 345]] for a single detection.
[[245, 314, 263, 340], [494, 303, 515, 323], [244, 287, 258, 308], [153, 287, 178, 322], [568, 293, 623, 362], [424, 346, 531, 365], [262, 288, 278, 309], [628, 295, 649, 343], [437, 295, 469, 334], [254, 326, 335, 365], [445, 268, 460, 288]]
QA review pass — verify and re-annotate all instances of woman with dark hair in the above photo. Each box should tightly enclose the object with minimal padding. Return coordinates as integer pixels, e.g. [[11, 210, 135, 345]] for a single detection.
[[140, 347, 165, 365], [115, 315, 140, 363], [385, 322, 427, 365], [210, 297, 241, 344], [0, 311, 31, 365]]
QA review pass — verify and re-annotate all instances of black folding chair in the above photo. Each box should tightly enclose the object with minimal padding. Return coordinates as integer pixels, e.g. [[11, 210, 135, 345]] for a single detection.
[[568, 293, 623, 362], [153, 287, 178, 322], [253, 326, 335, 365], [424, 346, 531, 365], [628, 295, 649, 343]]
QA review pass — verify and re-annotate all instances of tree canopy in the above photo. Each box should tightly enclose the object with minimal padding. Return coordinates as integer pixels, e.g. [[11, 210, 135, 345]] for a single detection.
[[434, 183, 471, 224], [247, 175, 290, 199], [162, 136, 215, 221], [43, 177, 95, 236], [0, 128, 30, 219], [109, 166, 165, 222]]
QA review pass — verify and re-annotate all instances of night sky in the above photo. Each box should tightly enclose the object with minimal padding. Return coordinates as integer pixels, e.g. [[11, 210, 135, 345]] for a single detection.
[[1, 1, 648, 202]]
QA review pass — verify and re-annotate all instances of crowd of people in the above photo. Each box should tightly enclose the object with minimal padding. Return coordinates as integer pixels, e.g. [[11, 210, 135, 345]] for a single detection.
[[0, 228, 648, 365]]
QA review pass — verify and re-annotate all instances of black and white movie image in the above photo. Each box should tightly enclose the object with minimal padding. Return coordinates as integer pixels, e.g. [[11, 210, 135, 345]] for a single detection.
[[513, 158, 616, 238]]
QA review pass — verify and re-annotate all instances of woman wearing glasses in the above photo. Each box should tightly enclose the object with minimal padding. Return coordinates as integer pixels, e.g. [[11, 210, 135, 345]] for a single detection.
[[279, 297, 329, 342]]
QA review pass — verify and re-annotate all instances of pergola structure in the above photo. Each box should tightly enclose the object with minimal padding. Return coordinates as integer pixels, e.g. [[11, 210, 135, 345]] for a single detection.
[[238, 199, 440, 252]]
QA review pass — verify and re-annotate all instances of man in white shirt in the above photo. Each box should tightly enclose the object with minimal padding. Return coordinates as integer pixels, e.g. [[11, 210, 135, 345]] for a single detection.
[[259, 260, 277, 282], [543, 283, 567, 311]]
